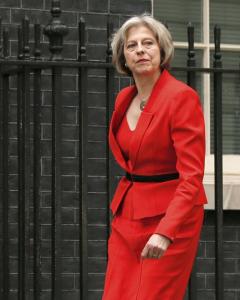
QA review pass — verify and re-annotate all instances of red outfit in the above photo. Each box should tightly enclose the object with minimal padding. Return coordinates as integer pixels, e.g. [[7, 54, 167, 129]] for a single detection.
[[102, 69, 207, 300]]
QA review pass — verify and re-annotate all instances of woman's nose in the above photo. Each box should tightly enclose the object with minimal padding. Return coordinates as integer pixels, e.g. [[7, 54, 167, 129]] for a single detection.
[[136, 43, 145, 53]]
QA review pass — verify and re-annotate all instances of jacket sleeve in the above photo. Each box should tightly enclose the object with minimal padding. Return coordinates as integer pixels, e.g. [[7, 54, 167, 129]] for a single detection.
[[154, 89, 206, 242]]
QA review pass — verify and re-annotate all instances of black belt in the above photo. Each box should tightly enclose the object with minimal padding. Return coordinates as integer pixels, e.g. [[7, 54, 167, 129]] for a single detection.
[[125, 172, 179, 183]]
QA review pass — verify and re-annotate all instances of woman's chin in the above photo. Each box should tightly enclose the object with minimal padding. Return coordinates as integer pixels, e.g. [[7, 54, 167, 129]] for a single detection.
[[133, 68, 159, 78]]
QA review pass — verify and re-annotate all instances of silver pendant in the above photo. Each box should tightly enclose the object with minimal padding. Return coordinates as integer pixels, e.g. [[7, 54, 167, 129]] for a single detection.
[[140, 100, 146, 111]]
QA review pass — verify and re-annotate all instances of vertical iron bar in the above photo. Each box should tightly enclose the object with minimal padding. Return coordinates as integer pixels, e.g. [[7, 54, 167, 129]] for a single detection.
[[78, 17, 88, 300], [51, 66, 63, 300], [17, 70, 23, 300], [18, 17, 31, 300], [21, 65, 31, 300], [0, 36, 2, 298], [0, 121, 1, 300], [33, 22, 42, 300], [22, 24, 31, 294], [0, 18, 2, 58], [187, 22, 197, 300], [106, 17, 115, 243], [213, 25, 224, 300], [2, 25, 10, 300], [0, 17, 4, 299], [2, 73, 10, 300], [17, 24, 24, 300], [43, 2, 67, 298]]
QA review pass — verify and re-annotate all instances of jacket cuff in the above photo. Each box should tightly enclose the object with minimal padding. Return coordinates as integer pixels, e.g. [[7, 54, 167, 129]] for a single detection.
[[154, 221, 178, 243]]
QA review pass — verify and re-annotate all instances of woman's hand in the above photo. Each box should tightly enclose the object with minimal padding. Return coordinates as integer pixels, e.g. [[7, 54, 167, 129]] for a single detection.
[[141, 234, 171, 259]]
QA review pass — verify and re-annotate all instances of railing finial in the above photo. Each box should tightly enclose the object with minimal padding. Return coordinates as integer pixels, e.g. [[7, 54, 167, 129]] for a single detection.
[[106, 15, 113, 63], [22, 16, 30, 59], [187, 22, 196, 89], [187, 22, 195, 59], [214, 25, 221, 63], [3, 28, 9, 58], [78, 17, 87, 62], [17, 25, 23, 59], [43, 0, 68, 60], [34, 21, 41, 60]]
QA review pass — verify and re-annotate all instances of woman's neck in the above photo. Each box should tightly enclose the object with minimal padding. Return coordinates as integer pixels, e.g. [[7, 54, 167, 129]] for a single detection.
[[133, 70, 161, 99]]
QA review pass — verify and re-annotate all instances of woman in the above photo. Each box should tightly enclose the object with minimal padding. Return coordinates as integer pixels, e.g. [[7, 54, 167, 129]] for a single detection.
[[102, 14, 207, 300]]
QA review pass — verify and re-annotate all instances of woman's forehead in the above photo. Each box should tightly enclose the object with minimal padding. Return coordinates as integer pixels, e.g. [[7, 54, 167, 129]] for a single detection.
[[125, 25, 155, 41]]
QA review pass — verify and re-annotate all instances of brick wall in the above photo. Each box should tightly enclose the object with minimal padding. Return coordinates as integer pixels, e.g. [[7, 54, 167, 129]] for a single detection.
[[0, 0, 240, 300], [196, 212, 240, 300]]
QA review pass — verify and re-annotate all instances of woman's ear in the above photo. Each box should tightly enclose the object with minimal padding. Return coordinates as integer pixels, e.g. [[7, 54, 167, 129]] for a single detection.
[[160, 48, 165, 66]]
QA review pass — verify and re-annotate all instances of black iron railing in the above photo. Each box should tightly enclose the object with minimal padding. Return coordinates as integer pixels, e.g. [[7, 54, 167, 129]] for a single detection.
[[0, 1, 239, 300]]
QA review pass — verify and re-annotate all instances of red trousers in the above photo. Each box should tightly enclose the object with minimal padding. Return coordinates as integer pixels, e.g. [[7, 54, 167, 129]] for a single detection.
[[102, 204, 204, 300]]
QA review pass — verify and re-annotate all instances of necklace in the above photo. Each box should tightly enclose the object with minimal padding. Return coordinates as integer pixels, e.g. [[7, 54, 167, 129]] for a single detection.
[[139, 97, 148, 111]]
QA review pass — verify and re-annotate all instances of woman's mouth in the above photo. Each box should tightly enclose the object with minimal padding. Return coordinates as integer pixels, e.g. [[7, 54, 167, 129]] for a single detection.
[[137, 59, 149, 63]]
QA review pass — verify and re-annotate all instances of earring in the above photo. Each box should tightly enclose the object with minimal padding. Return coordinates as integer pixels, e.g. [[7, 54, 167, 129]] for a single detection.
[[125, 62, 128, 68]]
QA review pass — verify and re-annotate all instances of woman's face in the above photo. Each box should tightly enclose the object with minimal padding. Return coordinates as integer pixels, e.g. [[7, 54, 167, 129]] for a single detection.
[[123, 25, 161, 78]]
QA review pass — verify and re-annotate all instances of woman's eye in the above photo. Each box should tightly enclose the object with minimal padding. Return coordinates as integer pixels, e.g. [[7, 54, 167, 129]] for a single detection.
[[126, 44, 136, 51], [143, 40, 154, 47]]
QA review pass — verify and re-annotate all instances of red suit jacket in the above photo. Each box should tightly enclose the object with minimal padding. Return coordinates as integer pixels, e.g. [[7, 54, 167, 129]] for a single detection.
[[108, 69, 207, 241]]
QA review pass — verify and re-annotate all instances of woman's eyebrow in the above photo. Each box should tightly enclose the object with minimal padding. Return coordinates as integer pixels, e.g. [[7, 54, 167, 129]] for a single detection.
[[125, 39, 136, 43], [126, 37, 155, 43]]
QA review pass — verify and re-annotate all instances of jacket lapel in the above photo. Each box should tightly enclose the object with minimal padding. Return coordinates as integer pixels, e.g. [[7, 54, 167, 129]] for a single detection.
[[109, 69, 170, 172], [128, 70, 169, 170], [108, 86, 136, 171], [109, 111, 129, 170], [129, 112, 154, 170]]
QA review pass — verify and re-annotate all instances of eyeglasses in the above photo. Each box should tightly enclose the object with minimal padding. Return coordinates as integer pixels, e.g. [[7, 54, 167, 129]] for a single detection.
[[125, 39, 157, 52]]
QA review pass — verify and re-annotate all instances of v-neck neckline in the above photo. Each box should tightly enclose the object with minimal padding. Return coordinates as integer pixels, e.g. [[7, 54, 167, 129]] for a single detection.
[[123, 69, 168, 132], [126, 113, 138, 132]]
